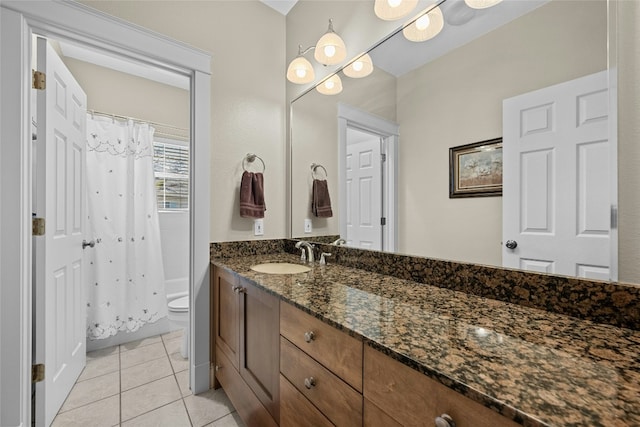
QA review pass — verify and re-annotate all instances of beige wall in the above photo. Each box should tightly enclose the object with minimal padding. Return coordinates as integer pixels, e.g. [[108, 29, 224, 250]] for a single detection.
[[397, 0, 607, 265], [617, 0, 640, 284], [62, 58, 189, 131], [82, 0, 287, 242]]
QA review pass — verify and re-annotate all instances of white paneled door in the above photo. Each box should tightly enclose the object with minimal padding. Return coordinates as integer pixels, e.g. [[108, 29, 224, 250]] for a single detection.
[[345, 133, 382, 250], [34, 38, 88, 426], [503, 71, 612, 280]]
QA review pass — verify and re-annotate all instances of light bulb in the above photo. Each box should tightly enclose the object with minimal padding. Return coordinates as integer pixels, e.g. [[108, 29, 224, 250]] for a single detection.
[[295, 68, 306, 78], [353, 61, 364, 72], [387, 0, 402, 7], [416, 14, 430, 30], [324, 45, 336, 58], [325, 81, 335, 90]]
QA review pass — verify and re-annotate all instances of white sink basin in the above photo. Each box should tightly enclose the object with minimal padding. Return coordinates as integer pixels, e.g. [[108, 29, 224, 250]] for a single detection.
[[250, 262, 311, 275]]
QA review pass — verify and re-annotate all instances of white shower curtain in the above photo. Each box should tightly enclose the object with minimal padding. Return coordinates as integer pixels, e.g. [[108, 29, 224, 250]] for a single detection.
[[85, 115, 167, 340]]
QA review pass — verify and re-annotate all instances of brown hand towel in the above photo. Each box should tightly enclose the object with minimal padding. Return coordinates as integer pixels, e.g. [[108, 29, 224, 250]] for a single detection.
[[240, 171, 266, 218], [311, 179, 333, 218]]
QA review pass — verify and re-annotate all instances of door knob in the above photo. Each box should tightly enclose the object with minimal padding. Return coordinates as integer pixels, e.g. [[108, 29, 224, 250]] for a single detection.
[[435, 414, 456, 427], [304, 377, 316, 389], [505, 240, 518, 249], [82, 239, 95, 249]]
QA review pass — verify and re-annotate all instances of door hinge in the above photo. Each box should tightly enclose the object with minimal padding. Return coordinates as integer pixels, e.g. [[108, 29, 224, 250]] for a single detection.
[[32, 217, 46, 236], [381, 153, 387, 162], [611, 205, 618, 229], [381, 217, 386, 226], [32, 70, 46, 90], [32, 364, 45, 383]]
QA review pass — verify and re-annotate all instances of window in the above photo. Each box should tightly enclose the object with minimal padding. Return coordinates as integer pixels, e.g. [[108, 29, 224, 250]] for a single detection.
[[153, 139, 189, 210]]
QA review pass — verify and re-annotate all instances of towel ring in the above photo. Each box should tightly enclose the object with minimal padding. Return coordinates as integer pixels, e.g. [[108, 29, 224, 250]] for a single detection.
[[243, 153, 266, 173], [311, 163, 328, 179]]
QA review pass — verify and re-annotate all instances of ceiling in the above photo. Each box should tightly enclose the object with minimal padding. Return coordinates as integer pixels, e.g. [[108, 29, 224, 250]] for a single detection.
[[260, 0, 298, 15]]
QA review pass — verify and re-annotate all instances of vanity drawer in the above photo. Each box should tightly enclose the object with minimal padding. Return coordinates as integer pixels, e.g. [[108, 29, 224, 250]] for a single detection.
[[364, 346, 520, 427], [280, 374, 333, 427], [280, 336, 363, 427], [280, 301, 363, 391]]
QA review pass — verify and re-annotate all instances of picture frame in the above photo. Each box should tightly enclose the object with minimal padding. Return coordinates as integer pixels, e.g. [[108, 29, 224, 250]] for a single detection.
[[449, 137, 503, 198]]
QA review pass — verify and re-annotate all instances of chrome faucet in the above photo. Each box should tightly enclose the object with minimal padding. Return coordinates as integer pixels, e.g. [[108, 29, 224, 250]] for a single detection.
[[331, 238, 346, 246], [295, 241, 315, 263]]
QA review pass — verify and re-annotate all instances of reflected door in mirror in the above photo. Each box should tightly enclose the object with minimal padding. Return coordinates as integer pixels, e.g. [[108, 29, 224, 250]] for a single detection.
[[503, 71, 613, 281]]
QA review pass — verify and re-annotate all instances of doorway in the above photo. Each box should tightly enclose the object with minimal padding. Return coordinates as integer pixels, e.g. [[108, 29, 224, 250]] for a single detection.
[[0, 3, 211, 426], [32, 34, 192, 426], [338, 103, 399, 252]]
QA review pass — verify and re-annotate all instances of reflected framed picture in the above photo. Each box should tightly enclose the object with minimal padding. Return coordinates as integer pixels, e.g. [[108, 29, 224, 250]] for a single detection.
[[449, 138, 503, 198]]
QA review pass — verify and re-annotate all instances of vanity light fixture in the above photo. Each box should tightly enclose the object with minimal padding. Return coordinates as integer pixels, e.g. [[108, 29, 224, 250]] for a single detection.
[[286, 45, 316, 84], [314, 19, 347, 66], [343, 53, 374, 78], [403, 6, 444, 42], [316, 74, 343, 95], [374, 0, 418, 21], [464, 0, 503, 9]]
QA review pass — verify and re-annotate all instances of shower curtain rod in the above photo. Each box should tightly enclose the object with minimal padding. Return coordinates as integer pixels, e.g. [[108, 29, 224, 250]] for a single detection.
[[88, 109, 189, 141]]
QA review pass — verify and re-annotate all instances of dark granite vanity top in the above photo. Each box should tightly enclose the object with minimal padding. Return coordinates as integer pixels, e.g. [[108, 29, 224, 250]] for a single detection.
[[211, 252, 640, 427]]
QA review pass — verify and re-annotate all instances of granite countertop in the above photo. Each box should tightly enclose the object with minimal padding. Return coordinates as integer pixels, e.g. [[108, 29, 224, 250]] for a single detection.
[[212, 253, 640, 427]]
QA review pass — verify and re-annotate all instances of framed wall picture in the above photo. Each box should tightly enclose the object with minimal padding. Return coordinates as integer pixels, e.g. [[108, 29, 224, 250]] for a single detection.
[[449, 138, 503, 198]]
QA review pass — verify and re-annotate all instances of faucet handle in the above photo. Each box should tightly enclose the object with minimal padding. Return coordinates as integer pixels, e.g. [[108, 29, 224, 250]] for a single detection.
[[319, 252, 332, 265]]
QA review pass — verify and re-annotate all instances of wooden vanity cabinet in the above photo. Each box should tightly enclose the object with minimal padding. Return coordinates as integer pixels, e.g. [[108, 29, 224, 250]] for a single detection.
[[212, 266, 280, 426], [279, 302, 363, 427], [364, 345, 520, 427]]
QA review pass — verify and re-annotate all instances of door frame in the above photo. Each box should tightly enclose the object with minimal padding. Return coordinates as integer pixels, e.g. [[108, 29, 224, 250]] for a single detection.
[[338, 103, 399, 252], [0, 2, 211, 425]]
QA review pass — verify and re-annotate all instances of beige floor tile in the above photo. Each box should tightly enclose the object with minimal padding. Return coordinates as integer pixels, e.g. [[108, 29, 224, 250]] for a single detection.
[[121, 375, 182, 421], [163, 336, 183, 355], [122, 400, 191, 427], [79, 353, 120, 382], [52, 395, 120, 427], [120, 342, 167, 369], [60, 371, 120, 413], [169, 351, 189, 373], [184, 388, 235, 427], [87, 345, 119, 360], [175, 369, 193, 397], [120, 335, 162, 353], [121, 355, 173, 391], [209, 411, 246, 427], [162, 329, 183, 341]]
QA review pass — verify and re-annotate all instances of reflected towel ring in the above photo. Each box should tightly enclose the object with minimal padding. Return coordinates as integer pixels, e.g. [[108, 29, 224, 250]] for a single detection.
[[243, 153, 266, 173], [311, 163, 328, 179]]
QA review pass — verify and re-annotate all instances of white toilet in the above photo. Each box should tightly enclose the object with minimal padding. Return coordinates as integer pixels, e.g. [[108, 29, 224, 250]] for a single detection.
[[167, 295, 189, 359]]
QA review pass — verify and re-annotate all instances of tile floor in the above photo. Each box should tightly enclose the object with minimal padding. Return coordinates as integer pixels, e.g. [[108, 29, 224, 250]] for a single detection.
[[52, 330, 246, 427]]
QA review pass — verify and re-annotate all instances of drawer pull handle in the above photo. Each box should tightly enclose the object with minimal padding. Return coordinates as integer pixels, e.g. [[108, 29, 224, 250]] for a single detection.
[[435, 414, 456, 427], [304, 331, 315, 343], [304, 377, 316, 389]]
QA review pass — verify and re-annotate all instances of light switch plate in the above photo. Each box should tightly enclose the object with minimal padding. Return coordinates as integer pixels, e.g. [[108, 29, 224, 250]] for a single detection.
[[254, 219, 264, 236], [304, 219, 312, 233]]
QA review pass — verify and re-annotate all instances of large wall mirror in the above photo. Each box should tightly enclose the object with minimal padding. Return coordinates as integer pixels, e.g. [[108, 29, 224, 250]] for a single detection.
[[290, 0, 622, 281]]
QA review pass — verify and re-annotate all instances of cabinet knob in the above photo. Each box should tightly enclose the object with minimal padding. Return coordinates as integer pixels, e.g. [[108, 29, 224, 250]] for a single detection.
[[435, 414, 456, 427], [304, 331, 315, 343], [304, 377, 316, 389], [232, 286, 246, 294], [214, 365, 221, 372]]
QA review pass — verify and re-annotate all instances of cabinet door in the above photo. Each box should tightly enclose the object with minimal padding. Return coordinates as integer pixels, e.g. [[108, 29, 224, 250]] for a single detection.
[[239, 278, 280, 423], [214, 267, 240, 370]]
